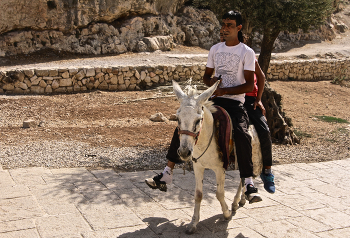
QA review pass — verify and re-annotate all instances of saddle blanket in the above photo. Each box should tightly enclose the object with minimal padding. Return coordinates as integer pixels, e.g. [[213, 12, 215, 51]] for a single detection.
[[212, 105, 233, 170]]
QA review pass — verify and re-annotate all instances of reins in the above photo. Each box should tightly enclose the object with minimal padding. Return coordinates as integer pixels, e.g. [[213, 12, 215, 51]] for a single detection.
[[192, 123, 215, 163]]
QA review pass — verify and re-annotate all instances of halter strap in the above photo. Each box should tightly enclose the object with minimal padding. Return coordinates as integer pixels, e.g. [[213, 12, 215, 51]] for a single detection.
[[177, 129, 199, 139], [177, 119, 203, 145]]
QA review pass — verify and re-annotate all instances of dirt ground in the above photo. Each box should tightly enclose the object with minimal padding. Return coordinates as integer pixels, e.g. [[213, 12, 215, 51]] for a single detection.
[[0, 78, 349, 169], [1, 12, 350, 168]]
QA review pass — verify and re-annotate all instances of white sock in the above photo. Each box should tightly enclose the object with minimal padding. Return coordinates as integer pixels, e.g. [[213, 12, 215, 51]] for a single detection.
[[244, 177, 254, 188], [160, 166, 173, 184]]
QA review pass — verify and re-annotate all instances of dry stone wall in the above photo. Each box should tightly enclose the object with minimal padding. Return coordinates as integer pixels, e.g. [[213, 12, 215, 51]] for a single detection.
[[0, 64, 206, 95], [0, 58, 349, 95], [267, 58, 350, 81]]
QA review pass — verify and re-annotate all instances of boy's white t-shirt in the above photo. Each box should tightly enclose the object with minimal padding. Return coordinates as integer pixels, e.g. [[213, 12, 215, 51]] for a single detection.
[[206, 42, 255, 103]]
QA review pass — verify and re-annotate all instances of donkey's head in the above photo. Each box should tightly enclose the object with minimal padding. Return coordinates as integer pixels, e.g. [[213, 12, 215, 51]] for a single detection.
[[172, 80, 219, 161]]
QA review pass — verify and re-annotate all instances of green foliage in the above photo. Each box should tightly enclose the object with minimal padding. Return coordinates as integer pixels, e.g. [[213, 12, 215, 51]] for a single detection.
[[191, 0, 333, 33], [314, 115, 349, 123], [191, 0, 335, 75]]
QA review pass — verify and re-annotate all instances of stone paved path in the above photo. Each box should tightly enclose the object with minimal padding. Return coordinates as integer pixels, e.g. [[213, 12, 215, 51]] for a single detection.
[[1, 159, 350, 237]]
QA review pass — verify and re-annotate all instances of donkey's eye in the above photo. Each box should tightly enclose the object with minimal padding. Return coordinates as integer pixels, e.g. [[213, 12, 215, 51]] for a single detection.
[[194, 119, 201, 130]]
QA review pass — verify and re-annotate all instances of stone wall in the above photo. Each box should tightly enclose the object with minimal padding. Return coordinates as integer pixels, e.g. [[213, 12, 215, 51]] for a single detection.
[[0, 58, 349, 95], [267, 58, 350, 81], [0, 64, 206, 95]]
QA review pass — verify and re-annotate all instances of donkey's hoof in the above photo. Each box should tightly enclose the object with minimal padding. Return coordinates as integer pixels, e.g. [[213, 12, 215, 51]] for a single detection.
[[186, 225, 197, 234], [223, 210, 232, 220], [239, 200, 246, 207], [232, 203, 239, 212]]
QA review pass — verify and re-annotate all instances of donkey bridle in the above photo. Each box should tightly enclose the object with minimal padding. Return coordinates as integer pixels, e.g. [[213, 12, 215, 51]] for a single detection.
[[177, 120, 215, 163]]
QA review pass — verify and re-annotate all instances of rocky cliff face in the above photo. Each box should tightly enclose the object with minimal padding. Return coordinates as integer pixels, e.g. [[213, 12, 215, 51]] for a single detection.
[[0, 1, 220, 57], [0, 0, 186, 34]]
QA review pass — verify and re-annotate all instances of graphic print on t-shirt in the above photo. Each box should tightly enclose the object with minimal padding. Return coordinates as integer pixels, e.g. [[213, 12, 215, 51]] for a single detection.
[[215, 52, 240, 88]]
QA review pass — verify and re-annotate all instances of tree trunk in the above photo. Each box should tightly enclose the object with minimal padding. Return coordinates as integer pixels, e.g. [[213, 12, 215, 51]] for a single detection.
[[258, 28, 280, 75], [262, 82, 300, 144], [258, 27, 300, 144], [241, 14, 254, 47]]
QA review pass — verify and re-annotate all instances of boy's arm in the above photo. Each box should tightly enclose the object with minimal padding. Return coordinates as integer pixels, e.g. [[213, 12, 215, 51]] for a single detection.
[[203, 67, 220, 87], [211, 70, 254, 98], [254, 60, 266, 115]]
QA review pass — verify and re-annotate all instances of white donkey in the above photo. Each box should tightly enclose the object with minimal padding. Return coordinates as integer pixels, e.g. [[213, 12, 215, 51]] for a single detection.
[[172, 80, 263, 234]]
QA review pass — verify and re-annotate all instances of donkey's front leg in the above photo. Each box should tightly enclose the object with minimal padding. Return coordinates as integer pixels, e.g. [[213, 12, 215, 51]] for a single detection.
[[214, 168, 231, 219], [187, 165, 205, 234], [232, 178, 245, 212]]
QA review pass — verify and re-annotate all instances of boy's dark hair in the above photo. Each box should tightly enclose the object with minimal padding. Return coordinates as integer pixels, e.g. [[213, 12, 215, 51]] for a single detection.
[[222, 11, 244, 42]]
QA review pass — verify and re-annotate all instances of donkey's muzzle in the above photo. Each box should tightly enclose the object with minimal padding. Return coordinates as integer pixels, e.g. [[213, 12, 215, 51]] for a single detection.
[[177, 147, 192, 161]]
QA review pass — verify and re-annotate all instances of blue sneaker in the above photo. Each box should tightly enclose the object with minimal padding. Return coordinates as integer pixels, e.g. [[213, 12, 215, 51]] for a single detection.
[[260, 172, 275, 193]]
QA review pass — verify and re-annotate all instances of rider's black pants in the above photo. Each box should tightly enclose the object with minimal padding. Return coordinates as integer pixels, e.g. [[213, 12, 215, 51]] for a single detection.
[[244, 96, 272, 167], [166, 97, 254, 178]]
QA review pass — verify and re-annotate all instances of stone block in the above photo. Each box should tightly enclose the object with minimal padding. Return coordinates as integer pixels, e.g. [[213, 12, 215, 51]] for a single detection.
[[77, 203, 143, 230], [54, 87, 67, 93], [13, 88, 25, 94], [110, 75, 118, 85], [75, 70, 85, 80], [35, 69, 50, 77], [59, 78, 72, 87], [109, 84, 118, 91], [73, 84, 81, 91], [23, 119, 37, 128], [23, 69, 35, 78], [49, 70, 58, 77], [135, 70, 140, 79], [140, 71, 146, 80], [16, 82, 28, 90], [118, 84, 126, 91], [98, 81, 108, 90], [86, 68, 96, 77], [61, 71, 70, 78], [151, 75, 159, 83], [69, 68, 79, 76], [39, 80, 47, 88], [45, 85, 52, 93], [52, 80, 59, 89], [31, 86, 45, 94], [36, 213, 91, 237], [32, 77, 42, 86]]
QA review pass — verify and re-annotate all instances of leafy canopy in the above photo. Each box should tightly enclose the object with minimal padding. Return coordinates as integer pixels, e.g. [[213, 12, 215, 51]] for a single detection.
[[191, 0, 334, 34]]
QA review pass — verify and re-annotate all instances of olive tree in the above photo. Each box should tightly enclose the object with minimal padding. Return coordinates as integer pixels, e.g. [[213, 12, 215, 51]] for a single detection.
[[191, 0, 334, 144]]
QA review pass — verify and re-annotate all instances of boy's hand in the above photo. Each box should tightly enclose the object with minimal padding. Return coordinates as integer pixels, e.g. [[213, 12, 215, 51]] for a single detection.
[[254, 100, 266, 116], [211, 80, 223, 98]]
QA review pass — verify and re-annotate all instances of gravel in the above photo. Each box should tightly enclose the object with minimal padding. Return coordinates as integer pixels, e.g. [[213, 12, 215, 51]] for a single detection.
[[0, 141, 169, 171]]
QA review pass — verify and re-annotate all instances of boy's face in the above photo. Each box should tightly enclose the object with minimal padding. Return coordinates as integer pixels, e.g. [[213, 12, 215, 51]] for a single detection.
[[221, 19, 242, 42]]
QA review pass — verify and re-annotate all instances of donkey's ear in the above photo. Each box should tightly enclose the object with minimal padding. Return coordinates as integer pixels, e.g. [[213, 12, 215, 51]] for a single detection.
[[197, 80, 220, 105], [172, 80, 186, 102]]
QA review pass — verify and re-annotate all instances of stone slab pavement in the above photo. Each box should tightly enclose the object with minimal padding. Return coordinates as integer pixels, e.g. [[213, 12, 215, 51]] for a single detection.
[[1, 159, 350, 238]]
